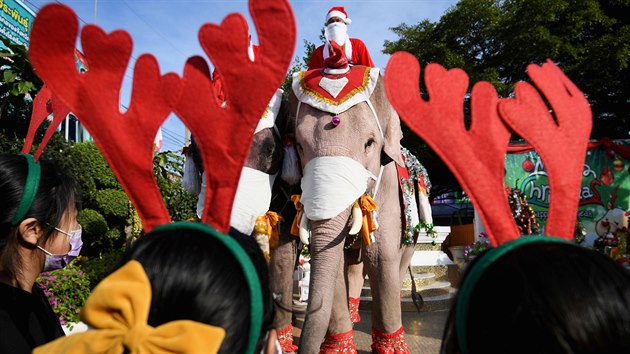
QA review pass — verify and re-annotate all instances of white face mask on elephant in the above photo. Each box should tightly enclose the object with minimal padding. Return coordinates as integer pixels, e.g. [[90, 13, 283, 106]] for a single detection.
[[197, 167, 276, 235], [300, 156, 376, 221]]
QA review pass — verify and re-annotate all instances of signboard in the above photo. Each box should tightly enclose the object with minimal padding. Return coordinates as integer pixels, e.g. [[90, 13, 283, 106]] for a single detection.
[[0, 0, 35, 47], [505, 142, 630, 246]]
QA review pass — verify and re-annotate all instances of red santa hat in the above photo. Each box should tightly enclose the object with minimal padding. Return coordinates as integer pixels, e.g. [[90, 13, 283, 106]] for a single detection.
[[325, 6, 351, 25]]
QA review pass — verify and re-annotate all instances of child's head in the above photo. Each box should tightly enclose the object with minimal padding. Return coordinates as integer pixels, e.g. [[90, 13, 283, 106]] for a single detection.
[[0, 154, 80, 282], [119, 224, 275, 353], [34, 222, 276, 354], [441, 237, 630, 354]]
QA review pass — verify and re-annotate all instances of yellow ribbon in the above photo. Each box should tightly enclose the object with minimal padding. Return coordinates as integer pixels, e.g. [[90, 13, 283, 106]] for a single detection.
[[254, 211, 283, 250], [34, 260, 225, 354], [359, 195, 378, 246], [290, 194, 303, 237]]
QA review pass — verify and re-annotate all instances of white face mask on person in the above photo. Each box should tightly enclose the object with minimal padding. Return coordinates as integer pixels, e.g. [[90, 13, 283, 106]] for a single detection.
[[325, 22, 348, 46], [300, 156, 376, 220], [38, 225, 83, 272]]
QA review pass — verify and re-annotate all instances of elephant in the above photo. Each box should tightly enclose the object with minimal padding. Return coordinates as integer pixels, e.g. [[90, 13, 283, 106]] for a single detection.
[[187, 88, 285, 244], [283, 62, 413, 353]]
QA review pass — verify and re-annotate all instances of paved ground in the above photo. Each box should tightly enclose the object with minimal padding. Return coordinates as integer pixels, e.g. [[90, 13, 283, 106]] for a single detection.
[[292, 309, 449, 353]]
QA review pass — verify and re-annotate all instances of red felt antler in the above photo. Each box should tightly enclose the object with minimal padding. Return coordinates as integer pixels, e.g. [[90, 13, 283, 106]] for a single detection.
[[175, 0, 295, 232], [384, 52, 519, 246], [28, 4, 180, 231], [499, 60, 591, 240], [22, 85, 71, 161]]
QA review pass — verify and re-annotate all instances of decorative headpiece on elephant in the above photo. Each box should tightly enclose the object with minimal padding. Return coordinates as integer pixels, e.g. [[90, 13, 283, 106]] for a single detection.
[[27, 1, 296, 353]]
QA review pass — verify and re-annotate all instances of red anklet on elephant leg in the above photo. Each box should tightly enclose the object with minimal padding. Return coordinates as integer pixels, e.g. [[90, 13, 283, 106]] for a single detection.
[[319, 329, 357, 354], [277, 323, 298, 353], [371, 326, 410, 354], [348, 297, 361, 324]]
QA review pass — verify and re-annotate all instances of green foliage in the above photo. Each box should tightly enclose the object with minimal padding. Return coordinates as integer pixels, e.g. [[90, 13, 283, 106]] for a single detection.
[[78, 209, 108, 256], [67, 142, 120, 206], [73, 250, 124, 290], [37, 249, 125, 326], [281, 39, 316, 98], [79, 209, 108, 236], [96, 188, 130, 222], [383, 0, 630, 139], [37, 264, 91, 325], [153, 150, 197, 221], [0, 37, 43, 138]]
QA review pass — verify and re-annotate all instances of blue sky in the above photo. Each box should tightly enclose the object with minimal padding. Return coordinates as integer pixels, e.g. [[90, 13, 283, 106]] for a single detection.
[[25, 0, 457, 151]]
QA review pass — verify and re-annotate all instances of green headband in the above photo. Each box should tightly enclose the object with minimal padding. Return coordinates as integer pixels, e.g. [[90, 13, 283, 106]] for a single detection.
[[11, 154, 41, 226], [152, 222, 263, 354], [455, 235, 573, 354]]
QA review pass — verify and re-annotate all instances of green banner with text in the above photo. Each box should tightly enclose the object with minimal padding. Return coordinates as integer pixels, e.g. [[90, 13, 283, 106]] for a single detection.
[[505, 143, 630, 246]]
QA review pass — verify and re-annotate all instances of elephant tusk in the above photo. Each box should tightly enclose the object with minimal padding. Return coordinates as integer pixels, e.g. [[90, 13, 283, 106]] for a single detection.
[[349, 203, 363, 235], [299, 211, 311, 245]]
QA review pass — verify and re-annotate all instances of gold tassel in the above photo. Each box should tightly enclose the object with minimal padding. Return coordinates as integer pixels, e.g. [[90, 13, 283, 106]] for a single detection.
[[359, 195, 378, 246], [254, 211, 283, 250], [290, 194, 303, 237]]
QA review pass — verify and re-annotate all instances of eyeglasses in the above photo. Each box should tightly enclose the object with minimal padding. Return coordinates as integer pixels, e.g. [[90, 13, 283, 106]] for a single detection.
[[53, 224, 82, 239]]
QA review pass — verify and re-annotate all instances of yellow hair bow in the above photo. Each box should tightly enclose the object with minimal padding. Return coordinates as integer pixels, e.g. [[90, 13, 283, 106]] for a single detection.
[[34, 260, 226, 354]]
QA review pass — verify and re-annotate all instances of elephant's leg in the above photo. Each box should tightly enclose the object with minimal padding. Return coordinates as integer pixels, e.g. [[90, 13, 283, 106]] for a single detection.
[[399, 244, 415, 286], [364, 166, 410, 353], [270, 230, 299, 353], [299, 208, 353, 354], [345, 247, 363, 324]]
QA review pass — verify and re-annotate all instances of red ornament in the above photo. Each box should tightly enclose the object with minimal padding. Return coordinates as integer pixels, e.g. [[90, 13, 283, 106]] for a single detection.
[[600, 166, 614, 186], [522, 157, 534, 172]]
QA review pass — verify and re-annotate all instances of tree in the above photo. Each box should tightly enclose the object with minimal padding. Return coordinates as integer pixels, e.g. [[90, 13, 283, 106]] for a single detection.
[[384, 0, 629, 139], [383, 0, 630, 197], [0, 37, 43, 138], [281, 39, 316, 97]]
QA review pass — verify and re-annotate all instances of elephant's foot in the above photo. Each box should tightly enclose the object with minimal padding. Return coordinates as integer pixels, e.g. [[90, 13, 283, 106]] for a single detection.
[[371, 326, 410, 354], [277, 323, 298, 353], [319, 329, 357, 354], [348, 297, 361, 324]]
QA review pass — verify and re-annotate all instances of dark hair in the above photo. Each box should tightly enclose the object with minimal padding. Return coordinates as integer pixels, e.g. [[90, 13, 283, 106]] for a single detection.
[[441, 241, 630, 354], [119, 225, 274, 354], [0, 154, 79, 282]]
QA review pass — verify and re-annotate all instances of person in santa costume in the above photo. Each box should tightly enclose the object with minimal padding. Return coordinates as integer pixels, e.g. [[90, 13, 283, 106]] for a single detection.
[[308, 6, 375, 70]]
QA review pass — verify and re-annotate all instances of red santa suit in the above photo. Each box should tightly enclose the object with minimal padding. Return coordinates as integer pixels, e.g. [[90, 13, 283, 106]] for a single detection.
[[308, 38, 374, 70]]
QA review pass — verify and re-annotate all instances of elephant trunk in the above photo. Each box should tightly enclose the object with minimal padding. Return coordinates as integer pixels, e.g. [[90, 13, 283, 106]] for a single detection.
[[298, 207, 351, 353]]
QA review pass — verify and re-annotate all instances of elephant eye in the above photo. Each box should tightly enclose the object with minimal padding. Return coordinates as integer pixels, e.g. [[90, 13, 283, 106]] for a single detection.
[[365, 138, 375, 149]]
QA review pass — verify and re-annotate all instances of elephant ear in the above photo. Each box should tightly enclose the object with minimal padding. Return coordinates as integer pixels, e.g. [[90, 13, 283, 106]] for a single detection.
[[375, 76, 405, 167]]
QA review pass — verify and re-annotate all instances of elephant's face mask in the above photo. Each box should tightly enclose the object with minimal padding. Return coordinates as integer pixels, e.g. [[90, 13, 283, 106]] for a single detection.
[[301, 156, 376, 220], [197, 168, 277, 235]]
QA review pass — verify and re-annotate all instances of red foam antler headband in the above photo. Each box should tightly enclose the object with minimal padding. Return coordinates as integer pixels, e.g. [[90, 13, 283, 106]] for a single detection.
[[28, 0, 295, 233], [174, 0, 295, 232], [22, 85, 71, 161], [385, 54, 591, 246], [29, 4, 179, 231]]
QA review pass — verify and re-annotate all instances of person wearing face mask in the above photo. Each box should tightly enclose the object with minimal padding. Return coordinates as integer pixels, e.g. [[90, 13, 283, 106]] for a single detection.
[[0, 153, 81, 354], [308, 6, 375, 70]]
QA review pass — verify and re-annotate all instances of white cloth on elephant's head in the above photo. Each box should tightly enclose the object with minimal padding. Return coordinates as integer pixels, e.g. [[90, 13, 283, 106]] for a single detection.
[[197, 168, 277, 235], [255, 88, 283, 134], [301, 156, 376, 220]]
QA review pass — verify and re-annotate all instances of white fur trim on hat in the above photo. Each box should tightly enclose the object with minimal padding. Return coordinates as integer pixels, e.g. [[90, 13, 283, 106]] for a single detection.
[[326, 9, 351, 25]]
